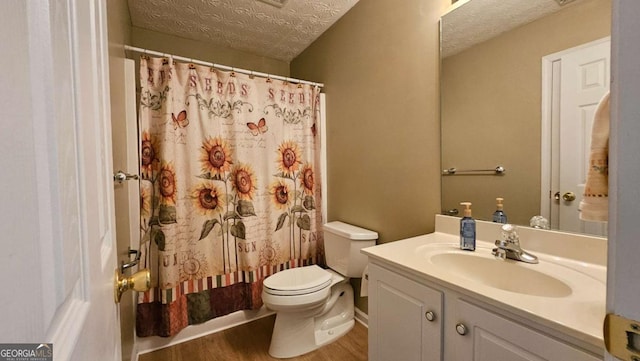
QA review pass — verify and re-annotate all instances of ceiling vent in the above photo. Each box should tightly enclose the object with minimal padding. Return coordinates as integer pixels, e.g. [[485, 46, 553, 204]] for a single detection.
[[256, 0, 289, 8]]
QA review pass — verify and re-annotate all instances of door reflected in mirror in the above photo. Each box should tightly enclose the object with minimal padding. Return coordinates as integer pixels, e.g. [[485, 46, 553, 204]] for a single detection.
[[440, 0, 611, 236]]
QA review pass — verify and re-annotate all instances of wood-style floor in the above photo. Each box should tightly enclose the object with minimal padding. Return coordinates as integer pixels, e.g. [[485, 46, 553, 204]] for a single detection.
[[138, 315, 368, 361]]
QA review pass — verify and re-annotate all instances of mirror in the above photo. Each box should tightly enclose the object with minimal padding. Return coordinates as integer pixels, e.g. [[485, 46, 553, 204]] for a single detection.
[[440, 0, 611, 234]]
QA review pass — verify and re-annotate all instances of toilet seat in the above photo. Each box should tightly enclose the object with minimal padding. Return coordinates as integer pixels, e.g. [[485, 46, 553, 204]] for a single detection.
[[264, 265, 332, 296]]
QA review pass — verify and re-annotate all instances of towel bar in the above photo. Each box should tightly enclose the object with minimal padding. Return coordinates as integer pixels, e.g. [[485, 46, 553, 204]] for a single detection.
[[442, 166, 505, 175]]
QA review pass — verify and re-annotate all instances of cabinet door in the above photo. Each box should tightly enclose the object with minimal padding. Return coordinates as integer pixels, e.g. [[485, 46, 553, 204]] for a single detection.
[[451, 299, 601, 361], [368, 263, 443, 361]]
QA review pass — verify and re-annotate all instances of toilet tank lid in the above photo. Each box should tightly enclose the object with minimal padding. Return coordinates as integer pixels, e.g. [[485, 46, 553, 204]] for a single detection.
[[323, 221, 378, 240]]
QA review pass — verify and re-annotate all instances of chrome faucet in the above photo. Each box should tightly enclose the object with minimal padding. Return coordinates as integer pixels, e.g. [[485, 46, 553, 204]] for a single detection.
[[492, 224, 539, 264]]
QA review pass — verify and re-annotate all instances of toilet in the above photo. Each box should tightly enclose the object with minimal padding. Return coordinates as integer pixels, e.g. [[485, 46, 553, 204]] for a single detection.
[[262, 221, 377, 358]]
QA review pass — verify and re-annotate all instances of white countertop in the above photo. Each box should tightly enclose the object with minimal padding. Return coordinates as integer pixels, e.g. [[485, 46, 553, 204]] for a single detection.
[[362, 215, 607, 352]]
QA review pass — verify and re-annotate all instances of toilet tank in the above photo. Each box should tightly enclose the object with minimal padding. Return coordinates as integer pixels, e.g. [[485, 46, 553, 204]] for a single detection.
[[323, 221, 378, 277]]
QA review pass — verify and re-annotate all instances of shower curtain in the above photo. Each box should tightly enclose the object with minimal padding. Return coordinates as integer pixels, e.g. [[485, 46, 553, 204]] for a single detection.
[[136, 56, 323, 337]]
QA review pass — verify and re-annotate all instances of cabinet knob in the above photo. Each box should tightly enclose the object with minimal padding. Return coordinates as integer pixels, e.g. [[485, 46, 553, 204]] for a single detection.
[[425, 311, 436, 322], [456, 323, 468, 335]]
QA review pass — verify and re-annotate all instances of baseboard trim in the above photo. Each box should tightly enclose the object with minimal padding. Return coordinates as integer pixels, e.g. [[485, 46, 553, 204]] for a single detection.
[[354, 307, 368, 328], [136, 307, 275, 356]]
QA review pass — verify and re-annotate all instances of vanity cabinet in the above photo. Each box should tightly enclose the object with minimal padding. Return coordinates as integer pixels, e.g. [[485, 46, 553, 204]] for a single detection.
[[368, 262, 602, 361], [368, 263, 443, 361]]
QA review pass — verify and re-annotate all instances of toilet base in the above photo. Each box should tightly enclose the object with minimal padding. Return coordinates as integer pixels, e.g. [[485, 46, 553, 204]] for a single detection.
[[268, 282, 355, 359]]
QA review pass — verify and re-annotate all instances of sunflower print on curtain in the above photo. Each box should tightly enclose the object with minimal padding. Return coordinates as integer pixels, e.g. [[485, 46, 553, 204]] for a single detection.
[[136, 56, 323, 337]]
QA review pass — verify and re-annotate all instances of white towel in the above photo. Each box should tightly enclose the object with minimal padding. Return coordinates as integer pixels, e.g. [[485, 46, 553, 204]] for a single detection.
[[579, 92, 610, 222]]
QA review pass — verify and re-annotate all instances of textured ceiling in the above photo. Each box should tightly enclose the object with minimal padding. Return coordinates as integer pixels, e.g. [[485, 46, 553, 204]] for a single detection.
[[128, 0, 360, 62], [441, 0, 584, 58]]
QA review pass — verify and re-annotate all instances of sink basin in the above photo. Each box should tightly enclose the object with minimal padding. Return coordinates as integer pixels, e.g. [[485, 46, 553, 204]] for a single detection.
[[428, 251, 573, 298]]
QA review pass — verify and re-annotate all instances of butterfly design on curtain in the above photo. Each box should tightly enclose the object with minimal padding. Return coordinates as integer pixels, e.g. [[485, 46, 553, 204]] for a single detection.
[[172, 110, 189, 129], [171, 110, 189, 144], [247, 118, 268, 136]]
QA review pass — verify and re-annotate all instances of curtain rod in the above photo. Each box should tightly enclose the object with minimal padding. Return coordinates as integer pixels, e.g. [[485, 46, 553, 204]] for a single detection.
[[124, 45, 324, 88]]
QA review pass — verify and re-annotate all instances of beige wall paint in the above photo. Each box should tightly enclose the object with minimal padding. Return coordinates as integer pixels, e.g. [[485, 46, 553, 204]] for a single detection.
[[131, 27, 289, 77], [441, 0, 611, 226], [292, 0, 445, 243], [291, 0, 448, 312], [106, 1, 135, 360]]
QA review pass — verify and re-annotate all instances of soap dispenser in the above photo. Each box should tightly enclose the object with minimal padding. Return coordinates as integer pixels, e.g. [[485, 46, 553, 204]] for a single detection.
[[492, 197, 508, 224], [459, 202, 476, 251]]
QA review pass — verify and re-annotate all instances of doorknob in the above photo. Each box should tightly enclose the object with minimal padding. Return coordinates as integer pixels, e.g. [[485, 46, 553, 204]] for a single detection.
[[114, 268, 150, 303], [562, 192, 576, 202]]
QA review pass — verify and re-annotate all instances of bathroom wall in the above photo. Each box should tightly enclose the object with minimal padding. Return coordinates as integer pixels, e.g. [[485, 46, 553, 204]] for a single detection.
[[441, 0, 611, 225], [106, 1, 135, 360], [291, 0, 448, 312], [130, 27, 289, 77], [291, 0, 445, 242]]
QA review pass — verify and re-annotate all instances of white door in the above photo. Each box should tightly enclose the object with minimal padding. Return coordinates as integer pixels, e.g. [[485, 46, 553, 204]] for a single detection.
[[544, 38, 610, 235], [0, 1, 121, 360]]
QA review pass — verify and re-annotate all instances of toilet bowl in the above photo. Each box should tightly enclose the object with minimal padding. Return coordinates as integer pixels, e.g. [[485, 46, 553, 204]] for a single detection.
[[262, 221, 377, 358]]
